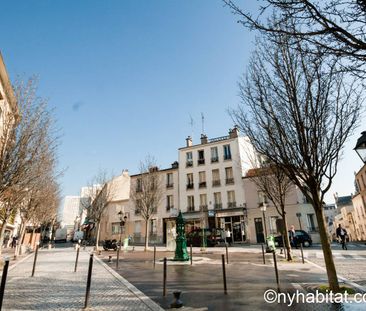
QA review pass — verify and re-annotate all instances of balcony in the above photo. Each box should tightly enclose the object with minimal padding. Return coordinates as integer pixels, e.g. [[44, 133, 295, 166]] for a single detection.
[[228, 202, 236, 208], [214, 203, 223, 209], [186, 161, 193, 168], [166, 183, 174, 189], [198, 158, 205, 165], [186, 183, 194, 190], [211, 157, 219, 163], [199, 181, 207, 188], [188, 206, 195, 212], [226, 178, 234, 185], [199, 205, 208, 211], [212, 180, 221, 187]]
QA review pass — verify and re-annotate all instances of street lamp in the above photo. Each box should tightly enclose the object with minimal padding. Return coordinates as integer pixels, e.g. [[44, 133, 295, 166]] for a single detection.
[[260, 202, 268, 240], [296, 212, 303, 231], [354, 131, 366, 164], [117, 211, 128, 250]]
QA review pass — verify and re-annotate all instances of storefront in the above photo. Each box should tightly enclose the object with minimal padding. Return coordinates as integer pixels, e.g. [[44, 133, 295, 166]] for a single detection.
[[216, 209, 247, 243]]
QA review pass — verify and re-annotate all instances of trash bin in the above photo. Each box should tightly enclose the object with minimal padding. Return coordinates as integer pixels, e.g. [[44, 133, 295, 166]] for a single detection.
[[123, 238, 129, 251], [266, 235, 276, 253]]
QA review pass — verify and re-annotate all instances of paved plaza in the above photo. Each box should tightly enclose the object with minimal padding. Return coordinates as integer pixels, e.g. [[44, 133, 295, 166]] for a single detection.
[[1, 247, 163, 311]]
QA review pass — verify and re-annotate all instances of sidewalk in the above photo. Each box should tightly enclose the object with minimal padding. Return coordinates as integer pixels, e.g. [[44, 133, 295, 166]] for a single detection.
[[1, 247, 163, 310]]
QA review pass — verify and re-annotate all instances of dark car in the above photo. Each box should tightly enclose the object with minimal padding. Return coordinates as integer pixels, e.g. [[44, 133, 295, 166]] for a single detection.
[[186, 228, 225, 247], [274, 230, 312, 247]]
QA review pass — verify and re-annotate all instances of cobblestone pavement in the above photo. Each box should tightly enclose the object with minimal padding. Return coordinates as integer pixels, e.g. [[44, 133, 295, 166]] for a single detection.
[[1, 247, 163, 311]]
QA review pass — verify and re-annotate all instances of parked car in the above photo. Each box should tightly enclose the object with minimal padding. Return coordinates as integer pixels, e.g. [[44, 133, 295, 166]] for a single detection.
[[274, 230, 312, 247], [186, 228, 225, 247], [103, 239, 118, 251]]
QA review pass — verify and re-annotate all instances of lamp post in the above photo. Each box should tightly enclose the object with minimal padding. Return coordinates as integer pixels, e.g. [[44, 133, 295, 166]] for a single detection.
[[117, 211, 128, 250], [354, 131, 366, 164], [260, 202, 268, 241], [296, 212, 302, 231]]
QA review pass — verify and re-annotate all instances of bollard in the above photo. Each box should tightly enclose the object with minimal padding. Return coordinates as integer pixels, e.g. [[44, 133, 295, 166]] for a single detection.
[[83, 240, 86, 251], [221, 254, 227, 294], [190, 244, 192, 266], [272, 251, 280, 292], [153, 245, 156, 269], [225, 243, 229, 264], [281, 235, 286, 259], [116, 247, 120, 269], [0, 258, 10, 310], [74, 245, 80, 272], [170, 291, 183, 308], [31, 244, 39, 277], [300, 243, 305, 264], [163, 257, 167, 297], [261, 244, 266, 264], [84, 254, 94, 309], [108, 255, 112, 263]]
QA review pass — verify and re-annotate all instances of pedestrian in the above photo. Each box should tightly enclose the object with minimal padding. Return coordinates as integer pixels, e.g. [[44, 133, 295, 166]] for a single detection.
[[225, 228, 232, 246], [11, 236, 17, 248], [336, 224, 348, 250], [289, 225, 297, 248]]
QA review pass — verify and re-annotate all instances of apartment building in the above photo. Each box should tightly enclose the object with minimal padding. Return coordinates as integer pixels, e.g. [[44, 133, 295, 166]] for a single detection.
[[178, 127, 255, 242]]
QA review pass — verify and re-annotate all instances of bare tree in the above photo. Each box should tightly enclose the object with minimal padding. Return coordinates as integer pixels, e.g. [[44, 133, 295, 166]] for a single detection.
[[130, 157, 163, 251], [231, 33, 362, 291], [0, 77, 59, 255], [81, 169, 114, 251], [223, 0, 366, 75], [247, 163, 294, 260]]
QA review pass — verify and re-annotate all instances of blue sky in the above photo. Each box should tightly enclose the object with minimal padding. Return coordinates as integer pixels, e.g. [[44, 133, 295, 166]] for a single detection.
[[0, 0, 363, 203]]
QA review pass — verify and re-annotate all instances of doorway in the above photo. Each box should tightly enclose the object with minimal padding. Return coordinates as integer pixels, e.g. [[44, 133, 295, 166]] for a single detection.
[[255, 218, 264, 243]]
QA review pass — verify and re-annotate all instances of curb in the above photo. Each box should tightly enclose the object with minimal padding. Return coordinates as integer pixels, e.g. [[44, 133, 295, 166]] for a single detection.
[[8, 253, 34, 272], [94, 255, 164, 311]]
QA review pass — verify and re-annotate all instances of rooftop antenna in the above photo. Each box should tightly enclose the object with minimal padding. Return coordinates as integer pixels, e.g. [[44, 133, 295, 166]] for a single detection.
[[189, 114, 194, 139], [201, 112, 205, 134]]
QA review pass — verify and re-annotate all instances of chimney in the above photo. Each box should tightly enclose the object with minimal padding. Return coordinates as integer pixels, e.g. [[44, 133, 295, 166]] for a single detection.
[[200, 134, 208, 144], [229, 126, 239, 139], [186, 136, 192, 147]]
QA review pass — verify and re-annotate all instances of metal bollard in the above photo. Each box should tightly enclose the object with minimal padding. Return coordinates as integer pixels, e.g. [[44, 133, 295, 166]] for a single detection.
[[300, 243, 305, 264], [170, 291, 183, 308], [0, 258, 10, 309], [84, 254, 94, 309], [31, 244, 39, 277], [190, 244, 192, 266], [116, 247, 120, 269], [153, 245, 156, 269], [281, 235, 286, 259], [225, 244, 229, 264], [261, 244, 266, 264], [108, 255, 112, 263], [221, 254, 227, 294], [163, 257, 167, 297], [272, 251, 280, 292], [74, 245, 80, 272]]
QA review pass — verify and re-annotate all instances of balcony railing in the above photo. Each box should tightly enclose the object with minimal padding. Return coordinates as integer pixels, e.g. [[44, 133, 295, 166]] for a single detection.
[[228, 202, 236, 208], [224, 154, 232, 160], [209, 135, 229, 143], [188, 206, 195, 212], [186, 161, 193, 167], [211, 157, 219, 163], [226, 178, 234, 185], [214, 203, 223, 209], [166, 183, 174, 189], [198, 159, 205, 165], [186, 183, 194, 190], [199, 205, 208, 211], [199, 182, 207, 188], [212, 180, 221, 187]]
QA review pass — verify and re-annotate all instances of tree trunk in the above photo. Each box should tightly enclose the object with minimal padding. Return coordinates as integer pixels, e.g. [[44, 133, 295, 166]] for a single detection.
[[144, 219, 149, 252], [16, 222, 27, 256], [281, 211, 292, 261], [314, 202, 340, 292], [0, 219, 8, 256], [95, 222, 101, 251]]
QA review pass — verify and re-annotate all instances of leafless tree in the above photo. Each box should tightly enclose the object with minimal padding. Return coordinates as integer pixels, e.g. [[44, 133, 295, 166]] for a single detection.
[[81, 169, 114, 251], [130, 156, 163, 251], [223, 0, 366, 75], [247, 163, 294, 260], [0, 77, 59, 255], [230, 33, 362, 291]]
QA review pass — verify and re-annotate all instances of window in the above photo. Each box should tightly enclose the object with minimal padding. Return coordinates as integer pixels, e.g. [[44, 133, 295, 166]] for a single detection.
[[134, 221, 141, 234], [199, 171, 206, 188], [269, 217, 279, 234], [225, 167, 234, 184], [186, 152, 193, 167], [200, 194, 207, 210], [135, 200, 142, 215], [307, 214, 317, 232], [258, 191, 268, 204], [166, 173, 173, 188], [150, 219, 157, 235], [227, 191, 236, 208], [223, 144, 231, 160], [166, 195, 173, 211], [214, 192, 222, 209], [211, 147, 219, 163], [212, 169, 220, 186], [186, 173, 194, 189], [136, 178, 142, 192], [187, 195, 195, 212], [112, 222, 122, 235], [198, 150, 205, 165]]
